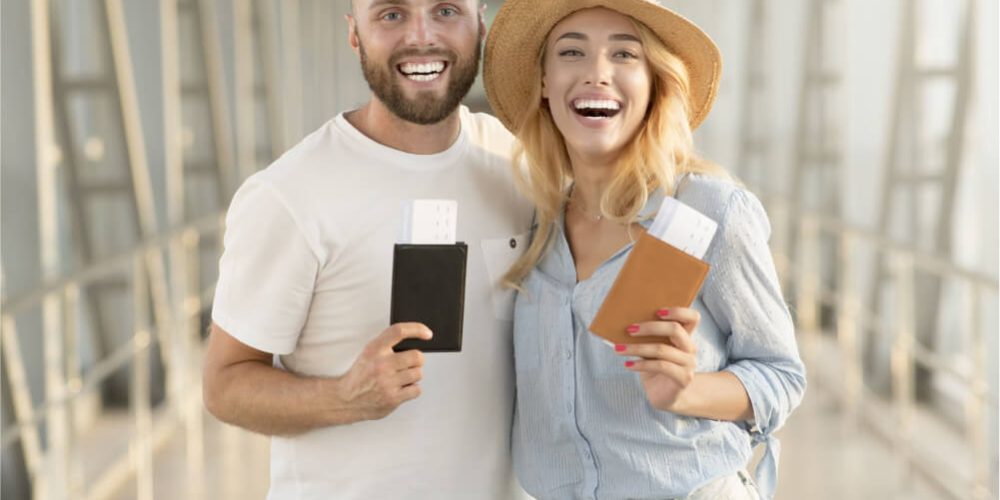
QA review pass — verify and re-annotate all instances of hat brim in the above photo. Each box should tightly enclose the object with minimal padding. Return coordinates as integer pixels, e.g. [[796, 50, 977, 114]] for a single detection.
[[484, 0, 722, 134]]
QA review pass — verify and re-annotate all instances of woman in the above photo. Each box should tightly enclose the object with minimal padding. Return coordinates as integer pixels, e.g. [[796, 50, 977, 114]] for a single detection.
[[483, 1, 806, 499]]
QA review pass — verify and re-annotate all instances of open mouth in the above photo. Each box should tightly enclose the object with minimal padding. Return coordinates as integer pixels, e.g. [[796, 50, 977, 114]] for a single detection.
[[573, 99, 622, 119], [398, 61, 448, 82]]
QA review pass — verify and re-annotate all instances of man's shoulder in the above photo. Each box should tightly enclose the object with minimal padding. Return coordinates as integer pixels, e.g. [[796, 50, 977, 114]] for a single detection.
[[461, 107, 516, 154], [254, 117, 353, 184], [463, 107, 511, 133]]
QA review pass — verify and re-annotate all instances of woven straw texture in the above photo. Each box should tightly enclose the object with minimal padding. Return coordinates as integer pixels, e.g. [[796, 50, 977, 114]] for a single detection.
[[484, 0, 722, 133]]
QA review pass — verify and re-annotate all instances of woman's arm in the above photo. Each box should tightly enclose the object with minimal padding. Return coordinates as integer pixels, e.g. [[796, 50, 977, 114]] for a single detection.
[[671, 371, 753, 420], [615, 187, 806, 426], [700, 187, 807, 433]]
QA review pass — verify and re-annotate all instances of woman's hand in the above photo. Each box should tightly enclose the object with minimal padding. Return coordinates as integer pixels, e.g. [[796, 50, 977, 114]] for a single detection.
[[612, 307, 700, 412]]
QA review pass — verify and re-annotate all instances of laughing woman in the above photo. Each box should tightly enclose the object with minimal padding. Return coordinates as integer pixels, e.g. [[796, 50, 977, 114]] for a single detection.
[[484, 1, 806, 499]]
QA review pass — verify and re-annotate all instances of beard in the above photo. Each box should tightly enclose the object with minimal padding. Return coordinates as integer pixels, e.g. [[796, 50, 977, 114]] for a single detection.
[[357, 33, 481, 125]]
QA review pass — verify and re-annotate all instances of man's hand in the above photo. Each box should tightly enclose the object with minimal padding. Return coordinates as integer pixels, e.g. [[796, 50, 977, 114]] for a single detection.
[[203, 322, 432, 435], [335, 323, 433, 421]]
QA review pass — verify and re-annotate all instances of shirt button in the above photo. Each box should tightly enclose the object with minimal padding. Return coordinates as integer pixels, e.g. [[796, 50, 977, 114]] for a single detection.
[[566, 403, 573, 414], [509, 238, 517, 249], [564, 350, 572, 360], [584, 450, 592, 461]]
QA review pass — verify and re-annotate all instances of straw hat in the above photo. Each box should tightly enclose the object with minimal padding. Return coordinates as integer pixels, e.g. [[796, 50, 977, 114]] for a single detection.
[[484, 0, 722, 134]]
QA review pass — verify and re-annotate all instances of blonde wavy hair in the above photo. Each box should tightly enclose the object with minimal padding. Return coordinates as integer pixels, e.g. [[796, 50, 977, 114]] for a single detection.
[[503, 15, 728, 288]]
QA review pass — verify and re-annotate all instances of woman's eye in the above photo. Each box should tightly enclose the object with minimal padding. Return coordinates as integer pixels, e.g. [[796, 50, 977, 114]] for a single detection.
[[559, 49, 584, 57], [615, 50, 638, 59]]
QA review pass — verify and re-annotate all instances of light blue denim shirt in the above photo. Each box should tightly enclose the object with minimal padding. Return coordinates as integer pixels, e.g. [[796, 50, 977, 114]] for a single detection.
[[511, 175, 806, 500]]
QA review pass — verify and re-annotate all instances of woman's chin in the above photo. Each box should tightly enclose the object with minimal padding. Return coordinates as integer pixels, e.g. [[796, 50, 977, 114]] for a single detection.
[[565, 140, 625, 163]]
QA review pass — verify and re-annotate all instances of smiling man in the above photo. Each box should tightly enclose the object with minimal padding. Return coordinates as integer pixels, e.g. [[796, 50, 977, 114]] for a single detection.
[[201, 1, 533, 498], [353, 0, 480, 126]]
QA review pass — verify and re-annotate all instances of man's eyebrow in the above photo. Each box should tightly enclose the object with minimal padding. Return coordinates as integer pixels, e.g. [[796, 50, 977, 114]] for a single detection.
[[368, 0, 408, 10]]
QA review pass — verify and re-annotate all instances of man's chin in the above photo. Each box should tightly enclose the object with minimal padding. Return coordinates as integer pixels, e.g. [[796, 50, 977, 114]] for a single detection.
[[397, 84, 448, 102], [403, 106, 456, 125], [398, 95, 457, 120]]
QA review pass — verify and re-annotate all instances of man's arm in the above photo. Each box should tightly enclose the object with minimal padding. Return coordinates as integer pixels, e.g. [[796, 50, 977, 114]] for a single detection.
[[202, 322, 432, 436]]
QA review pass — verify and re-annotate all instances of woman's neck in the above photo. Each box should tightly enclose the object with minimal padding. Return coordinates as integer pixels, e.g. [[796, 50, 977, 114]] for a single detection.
[[568, 150, 617, 212]]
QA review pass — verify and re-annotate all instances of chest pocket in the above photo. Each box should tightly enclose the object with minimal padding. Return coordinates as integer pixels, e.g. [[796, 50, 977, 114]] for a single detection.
[[480, 232, 530, 321]]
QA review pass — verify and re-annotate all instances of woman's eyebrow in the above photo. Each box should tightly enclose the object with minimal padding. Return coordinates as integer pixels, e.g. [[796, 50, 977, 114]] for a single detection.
[[555, 32, 587, 42], [554, 32, 641, 43], [610, 33, 641, 43]]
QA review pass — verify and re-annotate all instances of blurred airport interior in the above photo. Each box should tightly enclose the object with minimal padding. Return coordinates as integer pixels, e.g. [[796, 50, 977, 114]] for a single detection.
[[0, 0, 997, 499]]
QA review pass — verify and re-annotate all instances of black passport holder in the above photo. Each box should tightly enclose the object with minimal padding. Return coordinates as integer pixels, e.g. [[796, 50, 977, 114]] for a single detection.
[[390, 243, 468, 352]]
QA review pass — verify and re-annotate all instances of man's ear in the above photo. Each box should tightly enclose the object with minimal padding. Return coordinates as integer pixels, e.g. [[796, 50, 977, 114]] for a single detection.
[[346, 14, 361, 57]]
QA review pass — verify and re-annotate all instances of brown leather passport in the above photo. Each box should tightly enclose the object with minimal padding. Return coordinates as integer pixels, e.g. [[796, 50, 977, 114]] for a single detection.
[[589, 231, 709, 345]]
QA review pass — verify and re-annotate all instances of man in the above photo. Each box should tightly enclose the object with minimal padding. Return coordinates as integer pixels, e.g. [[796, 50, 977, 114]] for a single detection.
[[202, 1, 532, 498]]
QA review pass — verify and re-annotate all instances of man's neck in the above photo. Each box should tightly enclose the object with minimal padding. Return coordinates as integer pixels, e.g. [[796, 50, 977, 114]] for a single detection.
[[345, 98, 462, 155]]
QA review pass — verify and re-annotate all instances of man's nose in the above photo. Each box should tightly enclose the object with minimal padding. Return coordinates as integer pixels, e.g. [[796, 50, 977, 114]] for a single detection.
[[403, 12, 438, 47]]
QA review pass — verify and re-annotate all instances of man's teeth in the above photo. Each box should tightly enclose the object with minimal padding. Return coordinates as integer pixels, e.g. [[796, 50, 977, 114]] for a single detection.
[[574, 99, 621, 111], [400, 61, 446, 75], [407, 74, 438, 82]]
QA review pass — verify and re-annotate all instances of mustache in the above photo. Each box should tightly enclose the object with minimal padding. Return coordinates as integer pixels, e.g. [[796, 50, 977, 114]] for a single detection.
[[389, 48, 457, 67]]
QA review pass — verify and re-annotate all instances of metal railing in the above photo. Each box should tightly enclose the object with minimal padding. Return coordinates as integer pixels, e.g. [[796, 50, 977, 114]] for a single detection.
[[765, 192, 997, 500], [1, 215, 222, 500], [3, 1, 291, 498]]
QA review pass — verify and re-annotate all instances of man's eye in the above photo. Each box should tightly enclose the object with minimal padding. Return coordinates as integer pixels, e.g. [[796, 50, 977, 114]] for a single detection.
[[439, 7, 457, 17], [382, 11, 402, 21]]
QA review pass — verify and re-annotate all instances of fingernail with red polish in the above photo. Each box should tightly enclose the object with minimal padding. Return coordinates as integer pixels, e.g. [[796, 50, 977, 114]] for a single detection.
[[625, 361, 635, 368], [615, 344, 626, 352], [657, 308, 670, 317], [626, 324, 640, 334]]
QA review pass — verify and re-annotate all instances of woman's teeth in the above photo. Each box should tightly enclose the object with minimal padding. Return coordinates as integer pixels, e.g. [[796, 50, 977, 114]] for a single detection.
[[573, 99, 622, 118]]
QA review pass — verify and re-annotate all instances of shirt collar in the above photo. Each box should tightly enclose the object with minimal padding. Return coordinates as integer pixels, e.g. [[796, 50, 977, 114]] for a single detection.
[[546, 186, 667, 287], [562, 184, 669, 227], [637, 189, 667, 228]]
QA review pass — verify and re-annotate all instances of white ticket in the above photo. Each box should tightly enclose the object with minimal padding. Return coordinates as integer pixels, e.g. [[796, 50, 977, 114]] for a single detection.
[[647, 197, 717, 259], [398, 200, 458, 245]]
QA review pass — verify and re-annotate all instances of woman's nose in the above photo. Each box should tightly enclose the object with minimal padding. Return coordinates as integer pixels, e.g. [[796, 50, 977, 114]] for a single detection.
[[583, 55, 613, 86]]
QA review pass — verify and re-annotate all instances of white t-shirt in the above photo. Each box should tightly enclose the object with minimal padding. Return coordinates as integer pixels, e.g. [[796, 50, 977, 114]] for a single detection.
[[212, 106, 534, 500]]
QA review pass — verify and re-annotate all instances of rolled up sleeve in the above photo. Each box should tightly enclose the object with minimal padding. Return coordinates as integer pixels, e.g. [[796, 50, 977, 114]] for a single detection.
[[702, 188, 807, 436]]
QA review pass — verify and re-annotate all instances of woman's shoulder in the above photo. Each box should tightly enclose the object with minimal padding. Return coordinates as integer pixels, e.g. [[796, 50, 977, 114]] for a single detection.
[[677, 173, 746, 214], [678, 173, 771, 236]]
